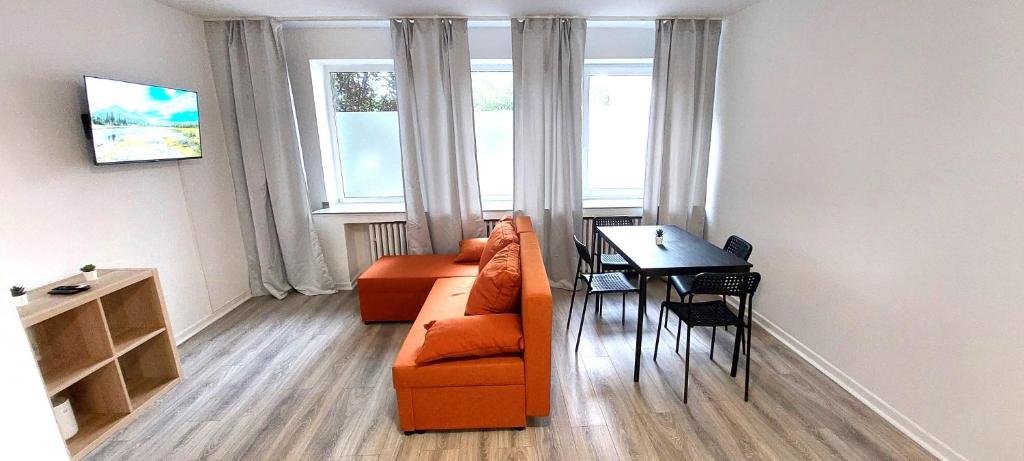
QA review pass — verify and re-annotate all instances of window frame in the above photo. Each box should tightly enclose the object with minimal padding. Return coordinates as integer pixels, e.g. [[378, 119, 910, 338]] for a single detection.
[[582, 59, 654, 205], [312, 59, 405, 206], [470, 59, 515, 211]]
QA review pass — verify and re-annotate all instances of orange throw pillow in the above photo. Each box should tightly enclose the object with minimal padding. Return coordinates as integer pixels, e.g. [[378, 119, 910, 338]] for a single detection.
[[466, 243, 521, 315], [479, 220, 519, 270], [415, 313, 525, 364], [499, 214, 516, 231], [454, 238, 488, 262]]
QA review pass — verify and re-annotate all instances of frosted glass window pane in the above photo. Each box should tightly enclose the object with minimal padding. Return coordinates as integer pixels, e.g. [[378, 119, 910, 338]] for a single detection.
[[471, 71, 514, 208], [329, 71, 404, 200], [335, 112, 404, 198], [475, 111, 513, 201], [585, 74, 651, 198]]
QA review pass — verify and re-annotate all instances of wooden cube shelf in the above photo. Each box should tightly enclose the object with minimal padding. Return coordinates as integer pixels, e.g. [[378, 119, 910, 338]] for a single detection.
[[100, 278, 167, 356], [17, 269, 181, 460], [61, 362, 131, 459], [118, 332, 179, 409], [27, 300, 114, 396]]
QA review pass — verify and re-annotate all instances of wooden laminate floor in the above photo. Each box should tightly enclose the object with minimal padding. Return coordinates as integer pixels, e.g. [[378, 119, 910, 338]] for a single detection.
[[85, 281, 934, 460]]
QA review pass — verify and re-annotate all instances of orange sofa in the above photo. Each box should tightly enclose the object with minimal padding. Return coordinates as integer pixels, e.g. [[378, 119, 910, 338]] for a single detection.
[[375, 217, 551, 432], [357, 215, 535, 323]]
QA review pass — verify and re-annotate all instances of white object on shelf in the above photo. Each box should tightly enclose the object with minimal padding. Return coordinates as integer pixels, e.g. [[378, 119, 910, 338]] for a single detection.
[[655, 236, 664, 246], [83, 270, 98, 281], [13, 293, 28, 307], [51, 396, 79, 440]]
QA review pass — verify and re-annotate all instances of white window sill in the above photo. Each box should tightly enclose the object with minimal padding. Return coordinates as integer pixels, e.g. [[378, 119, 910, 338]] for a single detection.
[[480, 199, 643, 221], [314, 202, 405, 215], [482, 199, 513, 213], [583, 198, 642, 209]]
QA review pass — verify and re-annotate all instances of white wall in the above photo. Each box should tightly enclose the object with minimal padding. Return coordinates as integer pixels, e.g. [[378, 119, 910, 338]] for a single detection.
[[0, 279, 67, 460], [0, 0, 250, 342], [709, 1, 1024, 459]]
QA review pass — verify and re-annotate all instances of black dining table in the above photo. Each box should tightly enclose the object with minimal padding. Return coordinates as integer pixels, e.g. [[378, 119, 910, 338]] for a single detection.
[[596, 224, 753, 382]]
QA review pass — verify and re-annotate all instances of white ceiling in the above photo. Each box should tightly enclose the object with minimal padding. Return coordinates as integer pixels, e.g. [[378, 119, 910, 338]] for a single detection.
[[156, 0, 759, 20]]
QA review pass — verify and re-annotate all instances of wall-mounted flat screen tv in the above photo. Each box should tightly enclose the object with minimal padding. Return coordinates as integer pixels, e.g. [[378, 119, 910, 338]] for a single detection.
[[84, 76, 202, 165]]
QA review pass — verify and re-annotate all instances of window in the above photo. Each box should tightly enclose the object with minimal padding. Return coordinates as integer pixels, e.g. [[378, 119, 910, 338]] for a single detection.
[[471, 60, 514, 211], [583, 60, 653, 205], [314, 61, 404, 205]]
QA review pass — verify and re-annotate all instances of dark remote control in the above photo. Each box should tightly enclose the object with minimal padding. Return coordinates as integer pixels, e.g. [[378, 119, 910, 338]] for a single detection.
[[48, 284, 91, 295]]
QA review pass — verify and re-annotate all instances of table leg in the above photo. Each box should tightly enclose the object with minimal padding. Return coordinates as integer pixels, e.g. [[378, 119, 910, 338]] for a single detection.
[[633, 274, 646, 382]]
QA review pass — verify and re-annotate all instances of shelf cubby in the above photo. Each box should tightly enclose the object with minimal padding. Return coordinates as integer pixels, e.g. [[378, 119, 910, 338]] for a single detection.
[[62, 361, 131, 459], [27, 300, 115, 396], [100, 277, 168, 355], [118, 332, 179, 409], [17, 269, 181, 460]]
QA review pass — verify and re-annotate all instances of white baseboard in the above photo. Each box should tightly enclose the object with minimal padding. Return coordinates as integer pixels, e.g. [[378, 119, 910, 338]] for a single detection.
[[334, 272, 361, 291], [335, 280, 355, 290], [174, 291, 252, 345], [751, 311, 966, 461]]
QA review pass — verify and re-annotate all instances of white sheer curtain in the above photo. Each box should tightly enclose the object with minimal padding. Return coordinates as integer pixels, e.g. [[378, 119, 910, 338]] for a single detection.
[[391, 18, 485, 254], [511, 18, 586, 288], [642, 19, 723, 236], [205, 19, 335, 298]]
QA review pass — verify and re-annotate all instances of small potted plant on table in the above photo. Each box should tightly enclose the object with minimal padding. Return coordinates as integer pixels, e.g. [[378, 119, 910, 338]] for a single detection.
[[655, 228, 665, 246], [81, 264, 98, 281], [10, 286, 28, 307]]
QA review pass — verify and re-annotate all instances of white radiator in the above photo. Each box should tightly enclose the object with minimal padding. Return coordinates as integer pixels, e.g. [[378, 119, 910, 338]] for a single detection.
[[484, 219, 499, 233], [368, 221, 408, 261], [583, 216, 643, 254]]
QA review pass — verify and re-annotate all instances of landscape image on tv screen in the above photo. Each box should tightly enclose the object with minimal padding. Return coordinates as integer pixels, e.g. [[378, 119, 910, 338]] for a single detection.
[[85, 76, 202, 164]]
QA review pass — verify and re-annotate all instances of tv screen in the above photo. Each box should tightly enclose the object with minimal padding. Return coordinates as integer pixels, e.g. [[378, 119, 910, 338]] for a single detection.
[[84, 76, 202, 164]]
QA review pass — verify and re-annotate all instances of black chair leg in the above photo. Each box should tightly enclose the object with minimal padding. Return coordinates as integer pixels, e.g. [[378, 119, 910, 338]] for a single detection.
[[597, 294, 603, 316], [722, 295, 729, 332], [744, 328, 752, 402], [746, 322, 752, 357], [621, 293, 626, 326], [730, 324, 742, 377], [575, 293, 590, 353], [683, 326, 691, 404], [654, 303, 665, 361], [567, 276, 580, 331], [710, 326, 716, 360], [675, 317, 682, 353], [746, 309, 753, 357]]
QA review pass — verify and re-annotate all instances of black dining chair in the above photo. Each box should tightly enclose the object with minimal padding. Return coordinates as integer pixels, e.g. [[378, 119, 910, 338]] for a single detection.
[[655, 272, 761, 403], [664, 235, 753, 335], [590, 216, 639, 317], [568, 236, 639, 352], [590, 216, 636, 273]]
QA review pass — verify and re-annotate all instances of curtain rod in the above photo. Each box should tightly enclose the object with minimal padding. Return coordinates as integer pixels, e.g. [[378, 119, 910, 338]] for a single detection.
[[203, 15, 725, 22]]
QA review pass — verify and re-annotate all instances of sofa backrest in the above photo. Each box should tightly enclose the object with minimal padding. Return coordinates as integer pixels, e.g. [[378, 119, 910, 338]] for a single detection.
[[517, 220, 552, 416], [514, 215, 534, 234]]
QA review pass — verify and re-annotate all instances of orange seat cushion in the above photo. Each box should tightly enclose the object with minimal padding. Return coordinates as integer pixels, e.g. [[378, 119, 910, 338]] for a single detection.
[[393, 277, 525, 388], [466, 243, 521, 315], [454, 238, 488, 262], [358, 255, 478, 322], [416, 314, 525, 364]]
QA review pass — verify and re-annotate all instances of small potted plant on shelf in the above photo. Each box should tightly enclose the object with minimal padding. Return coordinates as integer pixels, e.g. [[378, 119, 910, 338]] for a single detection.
[[655, 228, 665, 246], [10, 286, 28, 307], [80, 264, 98, 281]]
